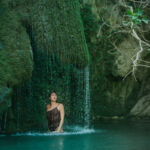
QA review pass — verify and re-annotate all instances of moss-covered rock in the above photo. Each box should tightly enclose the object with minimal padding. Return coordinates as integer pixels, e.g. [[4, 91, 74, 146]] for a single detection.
[[80, 0, 150, 121], [29, 0, 90, 67], [0, 87, 12, 116], [0, 0, 90, 133], [0, 0, 34, 116]]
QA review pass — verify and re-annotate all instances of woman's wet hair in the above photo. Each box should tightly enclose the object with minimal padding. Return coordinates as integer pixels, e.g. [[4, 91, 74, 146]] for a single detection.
[[49, 90, 56, 97]]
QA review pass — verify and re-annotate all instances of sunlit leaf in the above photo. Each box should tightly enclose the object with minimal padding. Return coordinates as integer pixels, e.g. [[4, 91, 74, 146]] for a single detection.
[[142, 16, 149, 24], [126, 9, 133, 15], [134, 9, 143, 16]]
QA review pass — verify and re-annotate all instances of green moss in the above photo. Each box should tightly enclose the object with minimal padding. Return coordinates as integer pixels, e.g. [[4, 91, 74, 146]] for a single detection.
[[0, 87, 12, 115], [0, 0, 91, 132], [0, 0, 33, 117], [0, 5, 33, 86], [30, 0, 90, 68], [80, 2, 143, 119], [80, 4, 99, 42]]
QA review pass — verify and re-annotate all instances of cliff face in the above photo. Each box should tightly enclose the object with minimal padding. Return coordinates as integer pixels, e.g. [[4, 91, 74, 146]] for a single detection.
[[0, 0, 34, 116], [1, 0, 150, 133], [80, 0, 150, 119], [0, 0, 90, 133]]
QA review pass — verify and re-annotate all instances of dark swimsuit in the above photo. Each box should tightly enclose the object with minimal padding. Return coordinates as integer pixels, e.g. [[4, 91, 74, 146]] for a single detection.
[[46, 104, 61, 131]]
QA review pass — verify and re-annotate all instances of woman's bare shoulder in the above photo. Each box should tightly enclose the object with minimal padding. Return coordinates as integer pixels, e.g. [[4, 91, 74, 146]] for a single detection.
[[58, 103, 64, 110]]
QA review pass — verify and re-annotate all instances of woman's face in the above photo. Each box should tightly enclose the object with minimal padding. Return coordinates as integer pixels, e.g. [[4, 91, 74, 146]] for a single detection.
[[49, 92, 57, 102]]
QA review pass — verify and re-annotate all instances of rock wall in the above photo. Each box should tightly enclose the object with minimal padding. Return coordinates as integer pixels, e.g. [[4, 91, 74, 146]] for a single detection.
[[1, 0, 150, 133], [80, 0, 150, 120], [0, 0, 90, 133], [0, 0, 34, 116]]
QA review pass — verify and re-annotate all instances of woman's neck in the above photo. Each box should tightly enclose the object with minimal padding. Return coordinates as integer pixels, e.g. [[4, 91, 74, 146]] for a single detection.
[[51, 101, 57, 106]]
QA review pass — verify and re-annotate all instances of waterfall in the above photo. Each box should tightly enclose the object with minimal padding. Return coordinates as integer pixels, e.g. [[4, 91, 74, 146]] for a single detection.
[[16, 88, 20, 130], [0, 111, 8, 131], [84, 65, 90, 128], [8, 0, 90, 132], [3, 110, 7, 130]]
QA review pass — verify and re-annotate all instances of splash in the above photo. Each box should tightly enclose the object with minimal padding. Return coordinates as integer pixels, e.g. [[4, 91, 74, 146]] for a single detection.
[[2, 126, 100, 137]]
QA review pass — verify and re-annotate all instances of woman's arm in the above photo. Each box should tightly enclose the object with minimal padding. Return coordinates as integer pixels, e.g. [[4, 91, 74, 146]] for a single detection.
[[56, 104, 65, 132]]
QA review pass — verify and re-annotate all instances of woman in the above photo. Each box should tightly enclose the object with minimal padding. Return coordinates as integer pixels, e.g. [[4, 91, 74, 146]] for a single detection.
[[46, 91, 65, 132]]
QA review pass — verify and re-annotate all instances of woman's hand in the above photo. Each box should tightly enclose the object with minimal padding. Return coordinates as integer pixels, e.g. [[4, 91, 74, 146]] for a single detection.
[[55, 127, 63, 132]]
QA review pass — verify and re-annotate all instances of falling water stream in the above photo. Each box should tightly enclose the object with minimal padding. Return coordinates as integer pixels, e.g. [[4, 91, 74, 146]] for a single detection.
[[0, 0, 92, 134], [84, 65, 90, 128]]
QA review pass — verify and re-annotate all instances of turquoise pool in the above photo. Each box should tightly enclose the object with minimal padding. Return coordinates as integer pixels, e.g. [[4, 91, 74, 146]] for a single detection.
[[0, 121, 150, 150]]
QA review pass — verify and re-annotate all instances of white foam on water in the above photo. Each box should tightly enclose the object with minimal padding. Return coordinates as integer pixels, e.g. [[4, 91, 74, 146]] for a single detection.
[[0, 126, 103, 137], [13, 129, 95, 136]]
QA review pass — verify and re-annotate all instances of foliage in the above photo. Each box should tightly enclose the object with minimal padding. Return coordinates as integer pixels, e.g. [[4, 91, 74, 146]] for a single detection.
[[80, 4, 99, 42], [123, 8, 149, 26], [81, 3, 126, 117]]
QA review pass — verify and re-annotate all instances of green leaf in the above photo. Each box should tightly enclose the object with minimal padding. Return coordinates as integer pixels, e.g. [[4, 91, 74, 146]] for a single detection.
[[142, 19, 149, 24], [132, 16, 138, 20], [134, 9, 143, 16], [136, 19, 142, 25], [126, 9, 133, 15], [142, 16, 149, 24]]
